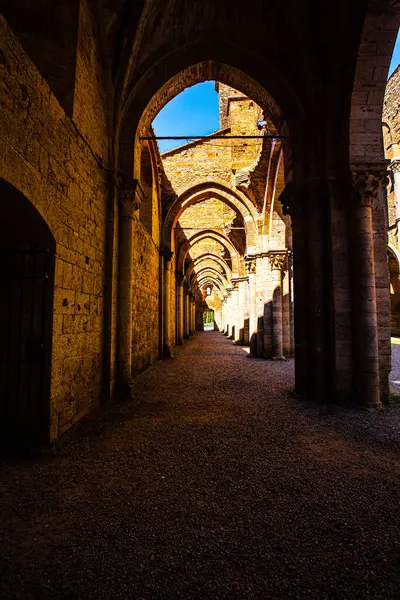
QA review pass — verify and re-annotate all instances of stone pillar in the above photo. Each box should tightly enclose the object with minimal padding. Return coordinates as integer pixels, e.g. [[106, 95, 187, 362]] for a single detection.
[[238, 278, 247, 344], [351, 168, 385, 409], [184, 287, 190, 338], [246, 258, 257, 356], [269, 251, 287, 360], [243, 278, 250, 345], [222, 294, 228, 334], [191, 296, 196, 334], [280, 184, 309, 394], [163, 250, 173, 358], [256, 255, 265, 357], [225, 287, 233, 338], [117, 179, 143, 398], [177, 273, 184, 345], [391, 159, 400, 247], [231, 280, 240, 343]]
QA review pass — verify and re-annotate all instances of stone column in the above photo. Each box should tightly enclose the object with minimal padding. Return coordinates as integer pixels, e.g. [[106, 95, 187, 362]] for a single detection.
[[163, 250, 173, 358], [280, 184, 309, 394], [351, 168, 386, 409], [246, 258, 257, 356], [222, 294, 228, 334], [190, 296, 196, 334], [177, 273, 184, 345], [231, 280, 240, 343], [238, 278, 247, 344], [269, 251, 287, 360], [225, 287, 233, 338], [117, 179, 143, 398], [184, 287, 190, 338], [391, 160, 400, 247], [256, 255, 265, 357], [243, 278, 250, 345]]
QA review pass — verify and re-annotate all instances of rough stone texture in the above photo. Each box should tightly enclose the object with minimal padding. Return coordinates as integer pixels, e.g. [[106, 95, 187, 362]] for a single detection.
[[73, 0, 108, 160], [0, 13, 109, 439], [383, 65, 400, 335], [0, 332, 399, 599], [0, 0, 80, 115], [383, 65, 400, 244], [161, 132, 233, 195], [131, 218, 160, 373]]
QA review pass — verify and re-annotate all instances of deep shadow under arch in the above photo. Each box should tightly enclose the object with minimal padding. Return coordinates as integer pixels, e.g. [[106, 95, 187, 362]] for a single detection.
[[0, 179, 55, 454]]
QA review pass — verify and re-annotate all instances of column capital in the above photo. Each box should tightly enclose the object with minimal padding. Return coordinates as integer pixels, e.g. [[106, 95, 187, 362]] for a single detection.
[[161, 248, 174, 263], [119, 178, 144, 217], [278, 178, 321, 217], [351, 165, 390, 207], [268, 250, 288, 271], [177, 272, 185, 285], [245, 257, 256, 274]]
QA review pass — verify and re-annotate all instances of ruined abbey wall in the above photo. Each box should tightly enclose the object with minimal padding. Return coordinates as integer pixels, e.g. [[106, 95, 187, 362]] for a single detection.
[[0, 11, 111, 438]]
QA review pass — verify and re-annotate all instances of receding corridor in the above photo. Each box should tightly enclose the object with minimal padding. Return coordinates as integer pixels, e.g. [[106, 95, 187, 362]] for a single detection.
[[0, 332, 399, 599]]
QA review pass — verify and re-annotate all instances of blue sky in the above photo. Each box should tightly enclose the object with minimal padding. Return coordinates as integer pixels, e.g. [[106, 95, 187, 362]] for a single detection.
[[153, 29, 400, 154], [389, 28, 400, 77], [152, 81, 219, 153]]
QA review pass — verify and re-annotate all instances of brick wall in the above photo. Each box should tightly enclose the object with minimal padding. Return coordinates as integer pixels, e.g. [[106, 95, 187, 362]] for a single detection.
[[73, 0, 108, 160], [131, 218, 160, 372], [0, 13, 109, 439], [383, 65, 400, 246]]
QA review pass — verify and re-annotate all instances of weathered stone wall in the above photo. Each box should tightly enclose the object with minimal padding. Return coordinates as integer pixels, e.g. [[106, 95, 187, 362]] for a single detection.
[[0, 0, 80, 115], [0, 13, 109, 438], [176, 198, 245, 255], [161, 134, 232, 195], [216, 82, 246, 129], [383, 65, 400, 336], [73, 0, 109, 159], [131, 219, 160, 372], [383, 65, 400, 246]]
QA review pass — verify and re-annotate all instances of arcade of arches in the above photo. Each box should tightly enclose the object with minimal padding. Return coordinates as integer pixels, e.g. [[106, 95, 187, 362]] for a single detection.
[[0, 1, 400, 451]]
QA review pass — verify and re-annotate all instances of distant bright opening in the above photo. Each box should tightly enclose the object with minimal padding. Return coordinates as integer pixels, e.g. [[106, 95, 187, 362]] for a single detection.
[[203, 310, 215, 332]]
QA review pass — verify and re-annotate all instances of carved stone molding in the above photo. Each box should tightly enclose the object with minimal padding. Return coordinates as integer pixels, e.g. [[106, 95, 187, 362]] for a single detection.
[[119, 178, 144, 217], [245, 257, 256, 274], [268, 251, 287, 271], [352, 168, 390, 208], [278, 179, 318, 218], [161, 248, 174, 263], [232, 280, 239, 290]]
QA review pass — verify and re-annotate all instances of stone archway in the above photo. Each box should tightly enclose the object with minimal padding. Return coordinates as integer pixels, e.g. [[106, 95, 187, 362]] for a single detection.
[[0, 179, 55, 454]]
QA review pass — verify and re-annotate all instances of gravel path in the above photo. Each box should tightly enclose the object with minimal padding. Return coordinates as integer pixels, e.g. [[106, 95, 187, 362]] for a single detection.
[[0, 332, 399, 600]]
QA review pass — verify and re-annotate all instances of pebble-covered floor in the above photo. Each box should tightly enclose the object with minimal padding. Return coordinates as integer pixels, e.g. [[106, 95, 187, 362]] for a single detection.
[[0, 332, 399, 600]]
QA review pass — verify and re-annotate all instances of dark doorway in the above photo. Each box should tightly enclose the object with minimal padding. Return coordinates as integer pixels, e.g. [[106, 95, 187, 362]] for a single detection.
[[0, 180, 55, 454]]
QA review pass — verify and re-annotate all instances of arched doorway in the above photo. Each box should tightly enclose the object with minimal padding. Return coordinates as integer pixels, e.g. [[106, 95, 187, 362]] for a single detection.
[[0, 180, 55, 454]]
